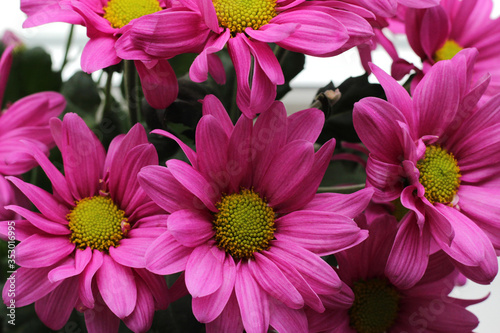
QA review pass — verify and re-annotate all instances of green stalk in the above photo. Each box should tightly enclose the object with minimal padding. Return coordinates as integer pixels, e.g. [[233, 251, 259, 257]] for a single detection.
[[124, 60, 140, 127], [60, 25, 74, 73], [103, 71, 113, 115], [317, 183, 366, 194]]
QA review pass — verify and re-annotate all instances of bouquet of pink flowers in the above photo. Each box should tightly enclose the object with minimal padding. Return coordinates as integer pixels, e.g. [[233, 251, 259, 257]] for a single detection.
[[1, 0, 500, 332]]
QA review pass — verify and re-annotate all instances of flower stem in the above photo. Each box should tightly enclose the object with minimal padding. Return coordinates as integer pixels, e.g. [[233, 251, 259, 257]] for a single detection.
[[317, 183, 366, 194], [103, 71, 113, 115], [124, 60, 140, 127], [60, 25, 74, 73]]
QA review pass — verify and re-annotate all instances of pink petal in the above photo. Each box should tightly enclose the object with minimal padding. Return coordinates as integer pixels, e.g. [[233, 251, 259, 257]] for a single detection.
[[7, 176, 69, 224], [35, 277, 79, 330], [227, 115, 254, 192], [190, 30, 230, 82], [192, 256, 236, 322], [386, 212, 431, 289], [16, 234, 75, 268], [201, 94, 234, 136], [168, 209, 214, 247], [84, 296, 120, 333], [286, 108, 324, 143], [123, 276, 155, 333], [48, 247, 92, 282], [79, 250, 104, 308], [196, 115, 230, 192], [135, 268, 170, 310], [269, 298, 308, 333], [81, 36, 121, 73], [245, 23, 298, 43], [250, 253, 304, 309], [96, 255, 137, 318], [276, 211, 368, 256], [420, 6, 450, 61], [7, 205, 71, 235], [109, 237, 152, 268], [60, 113, 104, 200], [166, 159, 218, 211], [302, 188, 373, 218], [206, 292, 244, 333], [235, 262, 270, 333], [186, 244, 225, 297], [3, 266, 62, 307], [136, 59, 178, 109], [138, 165, 200, 213], [145, 231, 192, 275], [151, 129, 198, 167]]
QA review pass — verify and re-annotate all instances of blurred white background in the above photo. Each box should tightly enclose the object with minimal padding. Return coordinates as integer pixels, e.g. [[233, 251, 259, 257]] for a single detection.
[[1, 0, 500, 332]]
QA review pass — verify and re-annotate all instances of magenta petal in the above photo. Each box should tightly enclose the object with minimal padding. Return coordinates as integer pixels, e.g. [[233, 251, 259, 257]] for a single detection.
[[168, 209, 214, 247], [145, 231, 192, 275], [227, 115, 254, 192], [192, 256, 236, 323], [167, 159, 218, 211], [60, 113, 104, 200], [186, 244, 225, 298], [48, 247, 92, 282], [264, 250, 324, 313], [386, 212, 431, 289], [138, 165, 199, 213], [96, 255, 137, 318], [123, 276, 155, 333], [84, 297, 120, 333], [190, 30, 230, 82], [261, 140, 314, 206], [35, 277, 79, 330], [276, 211, 368, 256], [205, 292, 244, 333], [196, 115, 230, 192], [201, 95, 234, 136], [3, 266, 62, 307], [81, 36, 121, 73], [7, 176, 69, 224], [353, 97, 406, 164], [270, 241, 342, 294], [109, 237, 152, 268], [245, 23, 297, 43], [286, 108, 324, 143], [434, 205, 497, 283], [136, 59, 178, 109], [250, 253, 304, 309], [302, 188, 373, 218], [269, 298, 308, 333], [7, 205, 71, 236], [151, 129, 198, 167], [16, 234, 75, 268], [0, 45, 13, 105], [235, 262, 270, 333], [420, 6, 450, 61], [79, 250, 103, 308]]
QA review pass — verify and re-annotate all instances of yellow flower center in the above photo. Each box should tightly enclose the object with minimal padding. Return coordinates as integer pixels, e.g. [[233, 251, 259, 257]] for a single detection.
[[433, 40, 463, 62], [212, 0, 277, 34], [213, 188, 275, 259], [68, 196, 129, 251], [103, 0, 162, 29], [349, 278, 400, 333], [416, 145, 461, 205]]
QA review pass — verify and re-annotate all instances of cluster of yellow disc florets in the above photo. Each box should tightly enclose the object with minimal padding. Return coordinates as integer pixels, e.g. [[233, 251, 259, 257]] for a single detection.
[[68, 196, 128, 251], [212, 0, 277, 34], [417, 145, 461, 204], [103, 0, 162, 29], [213, 188, 276, 259], [434, 40, 463, 62]]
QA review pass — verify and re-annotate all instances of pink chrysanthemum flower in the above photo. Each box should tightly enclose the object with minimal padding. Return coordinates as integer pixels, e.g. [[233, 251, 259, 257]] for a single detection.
[[0, 46, 65, 219], [20, 0, 179, 109], [307, 211, 484, 333], [391, 0, 500, 98], [138, 95, 373, 332], [353, 49, 500, 289], [116, 0, 375, 118], [1, 113, 170, 333]]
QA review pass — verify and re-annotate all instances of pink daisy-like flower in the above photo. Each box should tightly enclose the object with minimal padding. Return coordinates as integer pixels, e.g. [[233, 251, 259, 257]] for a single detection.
[[20, 0, 179, 109], [116, 0, 375, 118], [307, 210, 484, 333], [1, 113, 170, 333], [138, 94, 373, 332], [0, 46, 65, 220], [353, 48, 500, 289], [391, 0, 500, 98]]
